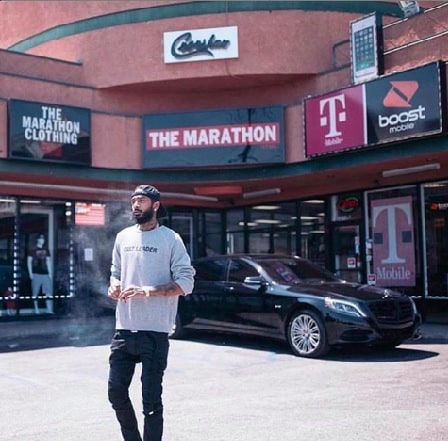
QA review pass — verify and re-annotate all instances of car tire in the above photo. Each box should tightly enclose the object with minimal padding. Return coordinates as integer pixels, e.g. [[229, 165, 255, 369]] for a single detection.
[[169, 313, 186, 339], [287, 310, 330, 358]]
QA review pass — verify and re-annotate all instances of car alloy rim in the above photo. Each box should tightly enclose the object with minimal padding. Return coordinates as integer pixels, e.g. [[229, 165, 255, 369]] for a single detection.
[[291, 314, 321, 354]]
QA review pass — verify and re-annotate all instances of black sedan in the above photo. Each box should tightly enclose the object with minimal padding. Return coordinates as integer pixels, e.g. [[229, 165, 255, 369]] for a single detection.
[[172, 254, 421, 358]]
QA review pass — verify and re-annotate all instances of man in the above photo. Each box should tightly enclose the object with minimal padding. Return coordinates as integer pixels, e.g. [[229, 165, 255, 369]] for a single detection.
[[107, 185, 195, 441]]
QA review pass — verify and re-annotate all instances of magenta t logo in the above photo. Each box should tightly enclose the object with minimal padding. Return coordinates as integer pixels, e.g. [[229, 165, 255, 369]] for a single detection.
[[305, 85, 366, 156], [372, 203, 412, 264], [319, 94, 346, 138], [371, 196, 416, 287]]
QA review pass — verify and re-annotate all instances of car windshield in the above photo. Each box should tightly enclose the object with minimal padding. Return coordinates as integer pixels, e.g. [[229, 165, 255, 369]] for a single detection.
[[258, 258, 339, 284]]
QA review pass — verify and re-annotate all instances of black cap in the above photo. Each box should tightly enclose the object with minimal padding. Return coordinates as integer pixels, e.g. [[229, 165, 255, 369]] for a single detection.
[[131, 185, 167, 218]]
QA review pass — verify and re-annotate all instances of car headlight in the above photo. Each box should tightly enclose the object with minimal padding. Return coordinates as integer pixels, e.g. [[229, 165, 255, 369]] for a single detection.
[[324, 297, 367, 317]]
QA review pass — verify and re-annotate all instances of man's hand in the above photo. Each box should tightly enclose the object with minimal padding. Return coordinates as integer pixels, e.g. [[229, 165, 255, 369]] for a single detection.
[[117, 282, 184, 301], [119, 285, 144, 301], [108, 277, 122, 300]]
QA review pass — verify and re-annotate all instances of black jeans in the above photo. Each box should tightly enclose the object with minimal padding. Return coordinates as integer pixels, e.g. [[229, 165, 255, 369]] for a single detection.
[[108, 330, 169, 441]]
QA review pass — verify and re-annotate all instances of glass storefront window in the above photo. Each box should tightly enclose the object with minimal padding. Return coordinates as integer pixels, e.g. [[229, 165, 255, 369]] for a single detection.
[[170, 214, 193, 256], [197, 211, 224, 257], [19, 198, 72, 315], [300, 200, 326, 265], [424, 181, 448, 298], [0, 197, 17, 317], [248, 202, 297, 255], [365, 186, 421, 296], [227, 209, 245, 253], [330, 193, 363, 283]]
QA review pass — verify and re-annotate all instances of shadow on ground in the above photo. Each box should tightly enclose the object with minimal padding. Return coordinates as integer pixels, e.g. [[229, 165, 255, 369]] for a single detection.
[[0, 316, 115, 353], [173, 331, 440, 363]]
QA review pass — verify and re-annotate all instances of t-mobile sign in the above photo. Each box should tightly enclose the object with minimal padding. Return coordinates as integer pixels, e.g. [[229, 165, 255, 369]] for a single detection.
[[305, 85, 367, 156], [305, 62, 443, 157], [371, 196, 416, 287]]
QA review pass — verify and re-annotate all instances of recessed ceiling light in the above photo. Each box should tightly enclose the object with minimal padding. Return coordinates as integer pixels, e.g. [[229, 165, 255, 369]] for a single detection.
[[238, 221, 258, 227], [256, 219, 282, 224], [252, 205, 281, 210]]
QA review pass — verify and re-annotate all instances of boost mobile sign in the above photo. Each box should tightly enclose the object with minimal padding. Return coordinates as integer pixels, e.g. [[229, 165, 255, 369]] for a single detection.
[[366, 62, 443, 145], [305, 62, 443, 157]]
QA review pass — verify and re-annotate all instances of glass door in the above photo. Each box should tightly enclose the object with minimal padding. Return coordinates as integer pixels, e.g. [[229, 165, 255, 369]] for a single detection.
[[0, 197, 17, 317], [331, 224, 362, 283], [20, 205, 54, 314], [424, 181, 448, 298], [364, 186, 421, 297]]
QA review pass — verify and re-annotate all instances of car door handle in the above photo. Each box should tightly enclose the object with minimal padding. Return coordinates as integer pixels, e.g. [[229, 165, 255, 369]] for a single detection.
[[225, 286, 235, 292]]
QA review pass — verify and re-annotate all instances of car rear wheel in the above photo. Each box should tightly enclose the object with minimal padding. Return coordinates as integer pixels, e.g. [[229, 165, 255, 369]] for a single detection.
[[287, 310, 329, 358]]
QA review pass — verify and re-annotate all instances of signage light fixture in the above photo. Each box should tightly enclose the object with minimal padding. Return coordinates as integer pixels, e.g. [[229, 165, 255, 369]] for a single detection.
[[0, 181, 219, 202], [242, 188, 281, 199], [382, 163, 440, 178]]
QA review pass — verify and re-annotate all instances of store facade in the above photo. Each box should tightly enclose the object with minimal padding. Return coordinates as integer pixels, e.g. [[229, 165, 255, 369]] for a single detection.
[[1, 1, 448, 320]]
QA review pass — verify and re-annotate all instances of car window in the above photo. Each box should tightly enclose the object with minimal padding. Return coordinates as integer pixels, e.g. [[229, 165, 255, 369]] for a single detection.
[[228, 259, 259, 282], [261, 258, 338, 283], [194, 259, 228, 282]]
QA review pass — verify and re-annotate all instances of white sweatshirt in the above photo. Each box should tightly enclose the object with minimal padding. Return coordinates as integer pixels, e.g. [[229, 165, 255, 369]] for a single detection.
[[110, 224, 195, 333]]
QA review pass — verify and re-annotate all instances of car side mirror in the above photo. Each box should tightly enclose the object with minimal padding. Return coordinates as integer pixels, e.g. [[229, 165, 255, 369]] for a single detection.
[[243, 276, 266, 285]]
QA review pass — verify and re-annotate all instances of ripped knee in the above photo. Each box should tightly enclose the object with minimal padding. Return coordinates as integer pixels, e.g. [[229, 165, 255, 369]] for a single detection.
[[143, 402, 163, 417]]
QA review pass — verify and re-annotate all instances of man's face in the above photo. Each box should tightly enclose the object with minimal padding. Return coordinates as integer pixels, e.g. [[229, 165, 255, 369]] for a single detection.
[[131, 195, 159, 224]]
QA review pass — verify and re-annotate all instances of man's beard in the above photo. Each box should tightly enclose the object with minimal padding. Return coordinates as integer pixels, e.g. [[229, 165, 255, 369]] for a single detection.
[[133, 207, 155, 224]]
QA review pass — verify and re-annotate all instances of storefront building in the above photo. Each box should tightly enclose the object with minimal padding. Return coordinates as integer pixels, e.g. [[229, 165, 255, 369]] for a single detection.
[[1, 1, 448, 320]]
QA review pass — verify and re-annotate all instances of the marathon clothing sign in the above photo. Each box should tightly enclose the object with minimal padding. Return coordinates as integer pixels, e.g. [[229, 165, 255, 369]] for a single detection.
[[366, 62, 442, 144], [143, 106, 284, 168], [164, 26, 238, 63], [8, 99, 91, 165], [304, 62, 443, 157]]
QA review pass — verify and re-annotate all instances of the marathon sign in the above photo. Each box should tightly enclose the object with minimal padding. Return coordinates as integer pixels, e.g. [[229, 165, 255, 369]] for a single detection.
[[304, 62, 443, 157], [366, 62, 442, 144], [8, 99, 91, 165], [142, 106, 284, 168], [164, 26, 239, 63]]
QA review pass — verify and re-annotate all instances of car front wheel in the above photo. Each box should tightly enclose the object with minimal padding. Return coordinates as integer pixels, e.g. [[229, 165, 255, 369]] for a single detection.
[[287, 310, 329, 358]]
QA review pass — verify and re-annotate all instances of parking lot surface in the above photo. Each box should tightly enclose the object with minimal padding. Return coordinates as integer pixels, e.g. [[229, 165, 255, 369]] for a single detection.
[[1, 328, 447, 441]]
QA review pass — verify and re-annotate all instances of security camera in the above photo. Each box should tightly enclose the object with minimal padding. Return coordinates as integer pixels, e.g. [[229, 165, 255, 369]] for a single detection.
[[398, 1, 420, 18]]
